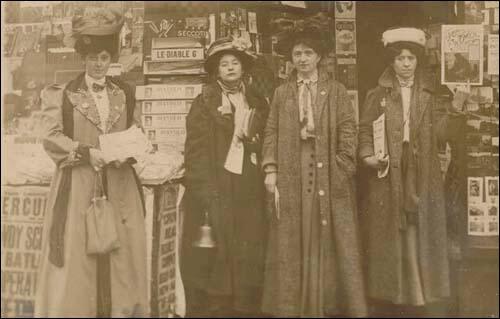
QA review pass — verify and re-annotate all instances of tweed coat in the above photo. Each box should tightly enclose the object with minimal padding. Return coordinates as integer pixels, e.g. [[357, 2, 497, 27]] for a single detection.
[[261, 68, 367, 317], [358, 67, 451, 304], [34, 73, 148, 317], [182, 82, 269, 311]]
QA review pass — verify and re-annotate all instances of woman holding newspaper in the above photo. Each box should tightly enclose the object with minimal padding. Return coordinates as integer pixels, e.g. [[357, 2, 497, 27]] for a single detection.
[[358, 27, 467, 314], [35, 9, 148, 317], [261, 20, 367, 317], [182, 36, 269, 317]]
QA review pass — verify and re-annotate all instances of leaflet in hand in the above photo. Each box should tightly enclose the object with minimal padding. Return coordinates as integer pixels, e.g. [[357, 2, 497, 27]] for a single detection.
[[99, 125, 152, 162], [373, 113, 389, 178]]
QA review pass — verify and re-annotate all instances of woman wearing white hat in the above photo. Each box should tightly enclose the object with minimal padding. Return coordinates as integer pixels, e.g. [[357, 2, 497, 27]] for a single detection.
[[35, 9, 148, 317], [358, 27, 467, 313], [182, 36, 269, 317]]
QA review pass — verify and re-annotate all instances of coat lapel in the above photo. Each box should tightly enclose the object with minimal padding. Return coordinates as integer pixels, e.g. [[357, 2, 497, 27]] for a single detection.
[[413, 70, 434, 131], [65, 74, 103, 132], [105, 80, 127, 133], [285, 74, 299, 126], [205, 83, 234, 134], [315, 69, 331, 129]]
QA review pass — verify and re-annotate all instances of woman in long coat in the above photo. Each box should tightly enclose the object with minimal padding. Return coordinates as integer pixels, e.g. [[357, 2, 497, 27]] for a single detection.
[[35, 10, 148, 317], [182, 36, 269, 317], [261, 29, 367, 317], [358, 27, 465, 311]]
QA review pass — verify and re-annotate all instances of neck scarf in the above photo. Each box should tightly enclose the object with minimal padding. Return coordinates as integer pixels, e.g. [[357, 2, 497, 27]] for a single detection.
[[217, 80, 252, 175], [297, 71, 318, 140], [396, 74, 415, 88]]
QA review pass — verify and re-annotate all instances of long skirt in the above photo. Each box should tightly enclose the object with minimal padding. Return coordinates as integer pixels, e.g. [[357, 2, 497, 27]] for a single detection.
[[300, 139, 339, 317]]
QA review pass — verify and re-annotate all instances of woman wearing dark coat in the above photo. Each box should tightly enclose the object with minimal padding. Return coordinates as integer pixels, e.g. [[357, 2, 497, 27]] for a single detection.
[[182, 36, 269, 317], [261, 28, 367, 317], [358, 27, 466, 313]]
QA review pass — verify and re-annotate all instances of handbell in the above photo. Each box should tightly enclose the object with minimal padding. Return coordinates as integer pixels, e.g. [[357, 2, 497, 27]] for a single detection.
[[192, 211, 216, 248]]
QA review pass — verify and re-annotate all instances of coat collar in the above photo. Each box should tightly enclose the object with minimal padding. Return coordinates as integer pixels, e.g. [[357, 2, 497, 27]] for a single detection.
[[287, 67, 331, 128], [65, 73, 126, 133], [378, 67, 434, 133], [378, 67, 435, 93]]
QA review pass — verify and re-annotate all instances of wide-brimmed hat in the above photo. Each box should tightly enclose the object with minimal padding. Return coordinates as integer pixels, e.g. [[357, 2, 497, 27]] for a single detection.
[[63, 9, 124, 48], [382, 27, 427, 48], [274, 12, 334, 57], [204, 36, 257, 75]]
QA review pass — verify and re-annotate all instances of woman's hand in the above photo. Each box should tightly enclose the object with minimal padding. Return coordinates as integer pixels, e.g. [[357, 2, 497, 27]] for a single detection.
[[89, 149, 110, 171], [264, 172, 277, 193], [363, 154, 389, 170], [113, 157, 130, 168]]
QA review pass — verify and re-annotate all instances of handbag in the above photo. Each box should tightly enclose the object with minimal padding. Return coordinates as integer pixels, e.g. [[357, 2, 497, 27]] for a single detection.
[[85, 170, 121, 255]]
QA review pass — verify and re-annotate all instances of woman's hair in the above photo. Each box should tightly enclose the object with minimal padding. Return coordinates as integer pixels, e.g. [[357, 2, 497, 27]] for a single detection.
[[286, 35, 324, 60], [74, 34, 119, 58], [206, 51, 253, 79], [384, 41, 425, 65]]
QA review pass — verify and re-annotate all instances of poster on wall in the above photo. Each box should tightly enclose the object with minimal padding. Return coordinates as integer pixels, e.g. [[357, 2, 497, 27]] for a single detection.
[[468, 176, 484, 204], [485, 176, 499, 204], [334, 1, 356, 19], [441, 24, 483, 85], [488, 34, 499, 75], [335, 20, 357, 55], [1, 186, 50, 318]]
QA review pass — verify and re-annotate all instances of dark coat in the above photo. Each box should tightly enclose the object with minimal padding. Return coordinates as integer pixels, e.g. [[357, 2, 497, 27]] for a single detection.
[[261, 68, 367, 317], [182, 82, 269, 310], [358, 67, 451, 304]]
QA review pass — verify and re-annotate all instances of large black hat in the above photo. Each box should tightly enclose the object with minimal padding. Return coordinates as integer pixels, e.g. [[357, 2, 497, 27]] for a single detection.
[[204, 36, 257, 76]]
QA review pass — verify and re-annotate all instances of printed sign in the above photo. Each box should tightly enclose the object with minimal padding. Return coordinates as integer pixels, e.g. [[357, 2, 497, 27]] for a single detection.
[[335, 20, 356, 55], [151, 48, 205, 62], [1, 186, 50, 318]]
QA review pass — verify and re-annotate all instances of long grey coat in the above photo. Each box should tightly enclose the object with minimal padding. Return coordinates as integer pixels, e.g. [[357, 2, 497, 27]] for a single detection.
[[34, 73, 148, 317], [358, 67, 451, 304], [261, 69, 367, 317]]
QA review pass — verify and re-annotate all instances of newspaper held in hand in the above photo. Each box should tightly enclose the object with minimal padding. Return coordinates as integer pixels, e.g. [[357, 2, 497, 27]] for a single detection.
[[99, 125, 152, 162], [373, 113, 389, 178]]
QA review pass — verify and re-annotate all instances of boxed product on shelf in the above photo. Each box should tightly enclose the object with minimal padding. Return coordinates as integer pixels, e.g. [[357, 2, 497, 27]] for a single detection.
[[140, 100, 193, 114], [136, 84, 202, 100], [142, 114, 187, 129]]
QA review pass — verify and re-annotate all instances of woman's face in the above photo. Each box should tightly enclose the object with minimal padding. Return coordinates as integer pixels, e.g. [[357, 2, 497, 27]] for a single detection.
[[292, 43, 321, 76], [392, 48, 417, 79], [218, 54, 243, 84], [85, 50, 112, 80]]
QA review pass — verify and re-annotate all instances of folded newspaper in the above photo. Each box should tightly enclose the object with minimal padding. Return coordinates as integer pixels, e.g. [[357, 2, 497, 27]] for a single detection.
[[99, 125, 153, 162]]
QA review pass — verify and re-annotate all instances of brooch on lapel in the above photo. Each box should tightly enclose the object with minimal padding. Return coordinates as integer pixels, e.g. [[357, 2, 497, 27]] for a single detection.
[[380, 97, 387, 109], [320, 90, 326, 96]]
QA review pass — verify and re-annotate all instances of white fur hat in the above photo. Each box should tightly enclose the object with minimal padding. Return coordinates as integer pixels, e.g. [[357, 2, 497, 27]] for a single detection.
[[381, 27, 426, 48]]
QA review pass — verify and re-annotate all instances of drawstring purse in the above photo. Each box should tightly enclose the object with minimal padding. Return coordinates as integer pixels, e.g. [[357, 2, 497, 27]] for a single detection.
[[86, 170, 121, 255]]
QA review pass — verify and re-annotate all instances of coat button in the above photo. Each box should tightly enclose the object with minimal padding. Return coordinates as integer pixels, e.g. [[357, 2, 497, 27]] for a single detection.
[[319, 190, 325, 196], [321, 220, 327, 226], [317, 162, 323, 168]]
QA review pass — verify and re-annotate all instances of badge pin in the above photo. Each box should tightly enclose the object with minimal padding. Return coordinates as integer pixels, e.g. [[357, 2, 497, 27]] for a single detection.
[[320, 90, 326, 96], [82, 103, 89, 109]]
